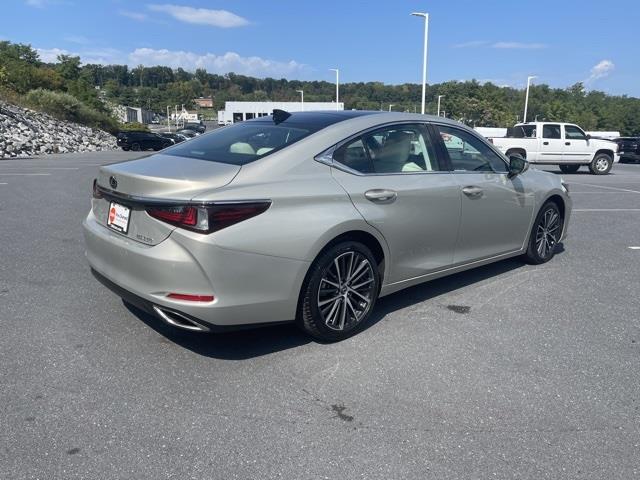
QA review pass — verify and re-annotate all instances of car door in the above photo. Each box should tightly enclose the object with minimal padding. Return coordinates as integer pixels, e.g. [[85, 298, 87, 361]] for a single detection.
[[538, 124, 564, 162], [328, 123, 461, 284], [433, 124, 535, 264], [563, 125, 591, 162]]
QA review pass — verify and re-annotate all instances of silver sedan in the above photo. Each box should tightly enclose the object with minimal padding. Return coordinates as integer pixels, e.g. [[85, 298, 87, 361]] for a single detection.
[[83, 111, 571, 341]]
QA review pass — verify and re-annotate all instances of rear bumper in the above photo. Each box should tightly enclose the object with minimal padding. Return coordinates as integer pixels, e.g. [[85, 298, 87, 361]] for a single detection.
[[83, 210, 309, 329]]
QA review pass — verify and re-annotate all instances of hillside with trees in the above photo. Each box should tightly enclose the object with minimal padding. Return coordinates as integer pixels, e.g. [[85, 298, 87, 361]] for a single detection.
[[1, 41, 639, 135]]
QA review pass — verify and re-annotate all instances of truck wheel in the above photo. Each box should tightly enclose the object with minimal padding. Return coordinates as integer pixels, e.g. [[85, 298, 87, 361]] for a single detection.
[[559, 165, 580, 174], [589, 153, 612, 175]]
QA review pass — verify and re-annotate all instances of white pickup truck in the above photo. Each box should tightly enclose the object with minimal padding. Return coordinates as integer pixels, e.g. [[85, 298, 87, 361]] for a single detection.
[[488, 122, 620, 175]]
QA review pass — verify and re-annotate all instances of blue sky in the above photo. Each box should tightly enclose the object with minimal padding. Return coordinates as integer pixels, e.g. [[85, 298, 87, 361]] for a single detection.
[[3, 0, 639, 96]]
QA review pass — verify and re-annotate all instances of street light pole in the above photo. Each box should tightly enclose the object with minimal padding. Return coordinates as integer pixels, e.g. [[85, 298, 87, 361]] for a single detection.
[[411, 12, 429, 114], [437, 95, 445, 116], [523, 75, 537, 123], [329, 69, 339, 110], [296, 89, 304, 111]]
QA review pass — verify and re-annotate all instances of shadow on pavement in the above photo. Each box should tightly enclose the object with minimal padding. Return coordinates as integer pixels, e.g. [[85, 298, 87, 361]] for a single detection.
[[125, 248, 564, 359]]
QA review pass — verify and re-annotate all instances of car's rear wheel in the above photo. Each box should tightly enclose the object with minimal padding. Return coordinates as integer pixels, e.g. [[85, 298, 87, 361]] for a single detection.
[[298, 241, 380, 341], [131, 142, 142, 151], [589, 153, 612, 175], [523, 201, 563, 264], [560, 164, 580, 174], [121, 146, 130, 151]]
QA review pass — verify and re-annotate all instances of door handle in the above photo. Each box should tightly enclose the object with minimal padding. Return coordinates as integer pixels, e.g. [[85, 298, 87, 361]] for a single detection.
[[543, 141, 549, 145], [565, 142, 571, 145], [364, 189, 397, 204], [462, 186, 483, 198]]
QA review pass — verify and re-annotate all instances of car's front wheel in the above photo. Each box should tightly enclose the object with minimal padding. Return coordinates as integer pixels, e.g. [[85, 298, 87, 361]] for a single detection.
[[523, 201, 563, 264], [589, 153, 613, 175], [298, 241, 380, 341]]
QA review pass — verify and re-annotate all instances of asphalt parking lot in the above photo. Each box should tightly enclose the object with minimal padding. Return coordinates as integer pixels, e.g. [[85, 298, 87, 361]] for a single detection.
[[1, 152, 639, 479]]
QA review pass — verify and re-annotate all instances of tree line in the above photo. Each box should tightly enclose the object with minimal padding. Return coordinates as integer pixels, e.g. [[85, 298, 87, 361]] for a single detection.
[[1, 41, 639, 135]]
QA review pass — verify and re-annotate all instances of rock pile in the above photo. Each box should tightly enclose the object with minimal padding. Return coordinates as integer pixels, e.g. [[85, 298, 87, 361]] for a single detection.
[[0, 101, 117, 158]]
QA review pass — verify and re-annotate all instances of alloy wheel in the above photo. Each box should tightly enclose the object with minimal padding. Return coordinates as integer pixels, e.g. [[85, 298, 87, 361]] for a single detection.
[[535, 208, 561, 259], [595, 157, 610, 172], [317, 251, 375, 331]]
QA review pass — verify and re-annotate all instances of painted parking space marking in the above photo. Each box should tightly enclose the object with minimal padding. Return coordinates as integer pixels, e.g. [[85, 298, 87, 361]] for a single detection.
[[573, 208, 640, 212], [629, 246, 640, 250], [0, 173, 51, 176], [569, 182, 640, 194]]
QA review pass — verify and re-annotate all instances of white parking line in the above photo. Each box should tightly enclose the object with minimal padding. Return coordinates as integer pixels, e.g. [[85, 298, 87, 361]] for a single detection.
[[573, 208, 640, 212], [0, 173, 51, 176], [0, 182, 7, 185], [0, 167, 79, 170], [629, 246, 640, 250], [569, 182, 640, 194]]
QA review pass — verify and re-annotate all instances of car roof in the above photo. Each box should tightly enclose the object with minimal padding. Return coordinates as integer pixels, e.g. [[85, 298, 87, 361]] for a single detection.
[[247, 110, 462, 130]]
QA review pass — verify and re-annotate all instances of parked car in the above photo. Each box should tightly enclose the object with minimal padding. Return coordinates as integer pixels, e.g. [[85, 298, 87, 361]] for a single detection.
[[488, 122, 620, 174], [176, 129, 199, 138], [85, 111, 571, 341], [183, 122, 206, 134], [613, 136, 640, 163], [159, 133, 187, 144], [116, 131, 173, 152]]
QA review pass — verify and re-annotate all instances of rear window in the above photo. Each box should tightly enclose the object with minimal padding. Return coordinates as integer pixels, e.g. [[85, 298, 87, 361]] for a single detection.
[[164, 121, 316, 165]]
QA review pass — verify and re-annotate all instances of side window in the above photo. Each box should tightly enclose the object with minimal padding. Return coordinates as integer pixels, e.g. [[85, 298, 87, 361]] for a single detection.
[[333, 124, 441, 174], [565, 125, 586, 140], [332, 138, 373, 173], [436, 125, 507, 173], [543, 124, 562, 139]]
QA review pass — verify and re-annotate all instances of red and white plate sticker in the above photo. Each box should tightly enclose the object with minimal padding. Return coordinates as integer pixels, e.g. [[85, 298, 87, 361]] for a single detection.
[[107, 202, 131, 233]]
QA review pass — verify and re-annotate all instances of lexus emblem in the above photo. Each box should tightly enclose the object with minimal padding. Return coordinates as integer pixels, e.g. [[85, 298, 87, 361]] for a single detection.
[[109, 176, 118, 189]]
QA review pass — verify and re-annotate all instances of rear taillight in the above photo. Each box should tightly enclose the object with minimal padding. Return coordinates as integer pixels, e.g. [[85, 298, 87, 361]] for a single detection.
[[147, 206, 198, 227], [146, 202, 270, 234], [92, 179, 103, 199]]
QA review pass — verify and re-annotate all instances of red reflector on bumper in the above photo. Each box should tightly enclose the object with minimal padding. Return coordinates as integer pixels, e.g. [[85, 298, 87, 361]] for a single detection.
[[166, 293, 214, 302]]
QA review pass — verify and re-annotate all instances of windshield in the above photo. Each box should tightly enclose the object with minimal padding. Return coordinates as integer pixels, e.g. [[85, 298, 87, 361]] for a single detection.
[[164, 122, 314, 165]]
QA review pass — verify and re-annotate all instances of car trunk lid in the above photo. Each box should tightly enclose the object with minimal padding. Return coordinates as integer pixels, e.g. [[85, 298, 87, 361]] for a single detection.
[[93, 154, 240, 245]]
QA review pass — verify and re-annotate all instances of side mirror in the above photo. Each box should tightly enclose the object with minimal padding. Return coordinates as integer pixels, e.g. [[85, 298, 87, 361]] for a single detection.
[[585, 134, 591, 140], [508, 154, 529, 178]]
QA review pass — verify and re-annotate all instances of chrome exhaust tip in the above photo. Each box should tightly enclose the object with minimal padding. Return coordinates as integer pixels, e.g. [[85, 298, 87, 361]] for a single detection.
[[152, 306, 210, 332]]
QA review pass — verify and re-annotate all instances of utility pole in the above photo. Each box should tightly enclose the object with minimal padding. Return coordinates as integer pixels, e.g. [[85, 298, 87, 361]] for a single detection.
[[329, 69, 339, 110], [523, 75, 537, 123], [411, 12, 429, 114]]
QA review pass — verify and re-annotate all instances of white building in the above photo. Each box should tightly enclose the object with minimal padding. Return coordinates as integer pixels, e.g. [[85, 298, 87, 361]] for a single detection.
[[217, 101, 344, 125]]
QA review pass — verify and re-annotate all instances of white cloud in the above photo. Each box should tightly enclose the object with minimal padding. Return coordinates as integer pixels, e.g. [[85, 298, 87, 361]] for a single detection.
[[35, 45, 306, 77], [585, 59, 615, 84], [452, 40, 547, 49], [147, 4, 249, 28], [492, 42, 547, 49], [118, 10, 148, 22], [64, 35, 89, 45], [36, 47, 70, 62], [129, 48, 305, 77], [452, 40, 489, 49], [25, 0, 46, 7]]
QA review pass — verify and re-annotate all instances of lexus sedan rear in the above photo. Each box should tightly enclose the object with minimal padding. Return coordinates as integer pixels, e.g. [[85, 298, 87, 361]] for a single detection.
[[83, 111, 571, 341]]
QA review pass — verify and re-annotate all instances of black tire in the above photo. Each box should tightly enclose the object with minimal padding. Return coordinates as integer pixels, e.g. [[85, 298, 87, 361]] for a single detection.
[[559, 164, 580, 174], [298, 241, 380, 341], [121, 146, 130, 151], [523, 201, 563, 265], [589, 153, 613, 175], [131, 142, 142, 151]]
